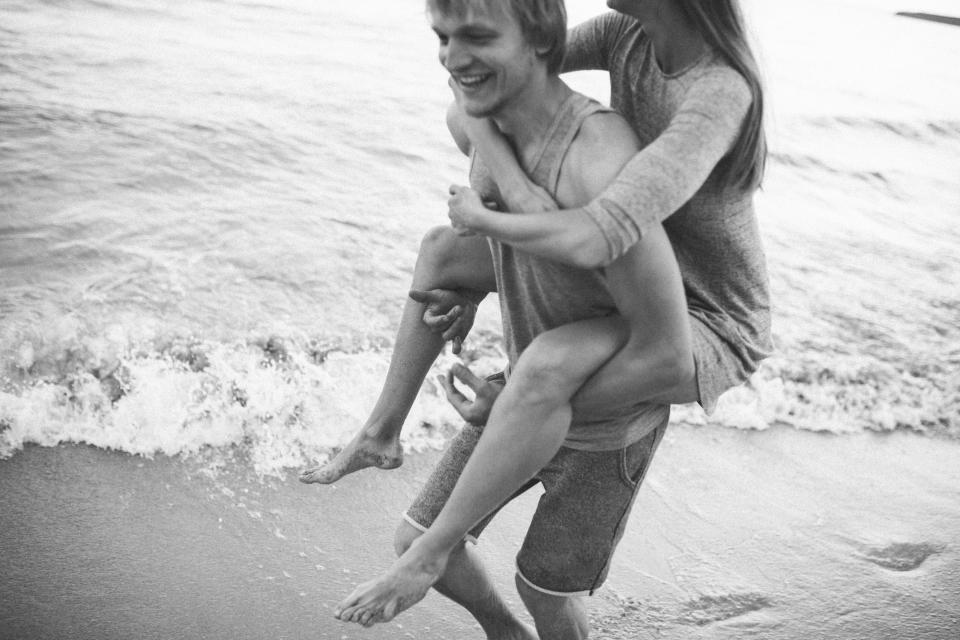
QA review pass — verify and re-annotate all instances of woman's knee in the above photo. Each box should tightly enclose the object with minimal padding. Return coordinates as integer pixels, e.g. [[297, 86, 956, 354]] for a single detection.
[[509, 358, 577, 406], [511, 334, 586, 397], [511, 324, 623, 402], [418, 226, 460, 272]]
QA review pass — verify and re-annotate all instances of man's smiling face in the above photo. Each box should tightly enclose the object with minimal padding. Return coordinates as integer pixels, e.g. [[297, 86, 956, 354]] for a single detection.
[[429, 0, 543, 118]]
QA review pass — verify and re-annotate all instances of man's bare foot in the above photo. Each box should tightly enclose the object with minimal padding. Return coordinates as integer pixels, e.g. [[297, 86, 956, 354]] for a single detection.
[[299, 428, 403, 484], [334, 541, 449, 627], [491, 621, 539, 640]]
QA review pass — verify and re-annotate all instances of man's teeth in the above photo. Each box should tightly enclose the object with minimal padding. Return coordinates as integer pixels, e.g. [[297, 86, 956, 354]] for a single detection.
[[458, 74, 489, 87]]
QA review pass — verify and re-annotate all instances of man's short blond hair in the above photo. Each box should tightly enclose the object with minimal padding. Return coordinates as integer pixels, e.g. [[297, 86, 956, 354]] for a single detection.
[[429, 0, 567, 74]]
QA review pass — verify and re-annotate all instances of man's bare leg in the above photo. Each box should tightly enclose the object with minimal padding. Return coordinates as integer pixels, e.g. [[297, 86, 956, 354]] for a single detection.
[[339, 521, 536, 639], [300, 228, 495, 484], [516, 577, 588, 640]]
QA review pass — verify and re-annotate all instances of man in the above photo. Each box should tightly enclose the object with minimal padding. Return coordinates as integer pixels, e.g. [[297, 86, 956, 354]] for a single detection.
[[333, 1, 673, 637]]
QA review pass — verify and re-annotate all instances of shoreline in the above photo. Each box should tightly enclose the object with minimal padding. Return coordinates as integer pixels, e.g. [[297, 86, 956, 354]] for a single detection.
[[2, 424, 958, 639]]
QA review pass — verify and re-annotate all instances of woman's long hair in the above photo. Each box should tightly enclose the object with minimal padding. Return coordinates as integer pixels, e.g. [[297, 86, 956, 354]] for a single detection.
[[676, 0, 767, 191]]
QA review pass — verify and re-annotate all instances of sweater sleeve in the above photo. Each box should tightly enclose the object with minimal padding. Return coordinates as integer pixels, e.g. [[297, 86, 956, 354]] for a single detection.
[[583, 67, 753, 263], [562, 12, 627, 73]]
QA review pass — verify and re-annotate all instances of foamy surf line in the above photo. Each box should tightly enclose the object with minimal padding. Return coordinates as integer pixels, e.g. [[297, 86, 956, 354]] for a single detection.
[[1, 326, 957, 475], [0, 331, 499, 476]]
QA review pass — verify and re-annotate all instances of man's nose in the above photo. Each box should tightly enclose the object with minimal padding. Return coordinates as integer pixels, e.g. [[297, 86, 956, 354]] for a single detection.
[[442, 38, 470, 71]]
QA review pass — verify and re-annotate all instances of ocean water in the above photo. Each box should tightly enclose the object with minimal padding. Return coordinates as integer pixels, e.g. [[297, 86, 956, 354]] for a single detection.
[[1, 0, 959, 478]]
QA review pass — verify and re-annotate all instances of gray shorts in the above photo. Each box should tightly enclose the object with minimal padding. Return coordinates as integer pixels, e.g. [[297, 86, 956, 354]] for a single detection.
[[403, 419, 667, 596]]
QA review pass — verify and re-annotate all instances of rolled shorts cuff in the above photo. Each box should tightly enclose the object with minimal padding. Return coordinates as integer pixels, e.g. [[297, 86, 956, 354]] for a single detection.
[[514, 560, 593, 598], [401, 511, 479, 546]]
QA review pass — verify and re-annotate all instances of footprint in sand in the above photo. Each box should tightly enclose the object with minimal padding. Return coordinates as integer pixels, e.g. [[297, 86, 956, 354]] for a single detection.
[[677, 593, 773, 626], [861, 542, 942, 572]]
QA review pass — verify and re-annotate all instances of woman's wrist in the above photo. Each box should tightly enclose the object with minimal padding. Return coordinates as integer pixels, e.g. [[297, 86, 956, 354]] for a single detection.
[[466, 206, 498, 236]]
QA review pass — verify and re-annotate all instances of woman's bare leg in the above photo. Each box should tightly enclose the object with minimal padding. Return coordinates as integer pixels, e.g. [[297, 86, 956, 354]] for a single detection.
[[573, 222, 698, 411], [300, 227, 496, 484]]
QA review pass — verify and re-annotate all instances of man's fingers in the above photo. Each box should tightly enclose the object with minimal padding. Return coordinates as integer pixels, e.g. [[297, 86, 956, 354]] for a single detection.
[[437, 373, 469, 412], [449, 362, 485, 392], [439, 372, 481, 423], [409, 289, 442, 305], [424, 305, 461, 331], [441, 314, 466, 342], [451, 336, 463, 355]]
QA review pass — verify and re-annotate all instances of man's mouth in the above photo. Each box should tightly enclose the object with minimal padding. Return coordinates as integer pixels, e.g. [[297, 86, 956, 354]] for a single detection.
[[454, 72, 493, 91]]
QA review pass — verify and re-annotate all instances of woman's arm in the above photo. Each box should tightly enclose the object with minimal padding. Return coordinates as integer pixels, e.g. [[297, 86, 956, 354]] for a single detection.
[[447, 85, 558, 214], [561, 12, 623, 73], [448, 186, 607, 268], [450, 70, 753, 267]]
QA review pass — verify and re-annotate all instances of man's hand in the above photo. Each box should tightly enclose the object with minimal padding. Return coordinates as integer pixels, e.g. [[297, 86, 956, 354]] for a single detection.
[[409, 288, 478, 355], [437, 363, 504, 426]]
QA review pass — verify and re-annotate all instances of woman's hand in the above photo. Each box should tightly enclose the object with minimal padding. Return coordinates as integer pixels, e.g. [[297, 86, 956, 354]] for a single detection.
[[454, 106, 558, 215], [447, 185, 492, 236]]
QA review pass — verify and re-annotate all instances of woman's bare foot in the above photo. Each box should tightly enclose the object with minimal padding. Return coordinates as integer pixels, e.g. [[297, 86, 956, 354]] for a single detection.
[[299, 427, 403, 484], [334, 540, 450, 627]]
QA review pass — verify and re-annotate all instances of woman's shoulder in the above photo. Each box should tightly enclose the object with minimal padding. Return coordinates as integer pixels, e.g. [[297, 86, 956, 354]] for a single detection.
[[589, 10, 641, 34], [572, 11, 645, 50], [683, 55, 753, 111]]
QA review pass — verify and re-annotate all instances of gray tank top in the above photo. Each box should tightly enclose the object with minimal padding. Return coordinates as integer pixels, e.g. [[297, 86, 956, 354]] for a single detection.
[[470, 91, 670, 451]]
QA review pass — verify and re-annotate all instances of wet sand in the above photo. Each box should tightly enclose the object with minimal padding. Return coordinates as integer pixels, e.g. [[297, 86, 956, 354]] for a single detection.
[[1, 424, 958, 639]]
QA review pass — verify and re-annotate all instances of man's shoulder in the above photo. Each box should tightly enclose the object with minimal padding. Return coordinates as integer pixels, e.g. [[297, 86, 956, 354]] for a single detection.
[[561, 101, 639, 204], [574, 108, 637, 155]]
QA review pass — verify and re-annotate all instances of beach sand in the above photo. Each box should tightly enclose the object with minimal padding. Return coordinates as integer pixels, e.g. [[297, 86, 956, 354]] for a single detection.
[[2, 424, 958, 639]]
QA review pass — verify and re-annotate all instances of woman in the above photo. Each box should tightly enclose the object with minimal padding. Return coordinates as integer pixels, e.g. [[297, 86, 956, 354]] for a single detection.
[[452, 0, 772, 417]]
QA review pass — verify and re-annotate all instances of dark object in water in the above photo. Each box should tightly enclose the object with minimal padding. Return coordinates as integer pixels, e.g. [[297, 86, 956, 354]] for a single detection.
[[896, 12, 960, 27]]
